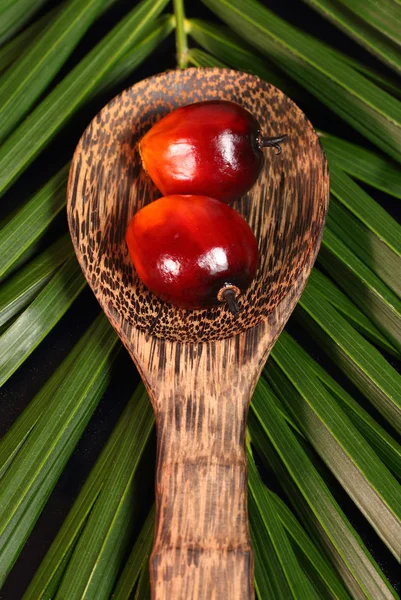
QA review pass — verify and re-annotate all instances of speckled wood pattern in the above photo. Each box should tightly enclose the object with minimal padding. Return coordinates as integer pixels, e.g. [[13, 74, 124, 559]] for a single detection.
[[68, 68, 328, 343]]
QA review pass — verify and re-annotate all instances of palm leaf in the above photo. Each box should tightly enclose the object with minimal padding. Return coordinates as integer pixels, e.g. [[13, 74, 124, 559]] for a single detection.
[[308, 270, 399, 357], [327, 198, 401, 298], [54, 386, 154, 600], [0, 166, 68, 279], [248, 447, 323, 598], [189, 17, 401, 103], [0, 0, 113, 143], [0, 0, 50, 46], [133, 561, 151, 600], [112, 505, 155, 600], [249, 381, 397, 599], [319, 228, 401, 351], [187, 47, 227, 68], [266, 487, 352, 599], [0, 234, 73, 328], [1, 0, 401, 597], [265, 343, 401, 557], [0, 313, 119, 584], [0, 6, 58, 74], [0, 0, 169, 197], [303, 0, 401, 75], [338, 0, 401, 47], [274, 331, 401, 479], [23, 392, 149, 598], [249, 492, 297, 600], [188, 19, 289, 91], [98, 14, 175, 93], [0, 257, 86, 385], [319, 134, 401, 199], [296, 280, 401, 431], [329, 168, 401, 261]]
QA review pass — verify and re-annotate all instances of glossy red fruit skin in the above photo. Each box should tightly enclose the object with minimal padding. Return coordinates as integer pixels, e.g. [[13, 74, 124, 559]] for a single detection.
[[139, 100, 264, 204], [126, 195, 259, 309]]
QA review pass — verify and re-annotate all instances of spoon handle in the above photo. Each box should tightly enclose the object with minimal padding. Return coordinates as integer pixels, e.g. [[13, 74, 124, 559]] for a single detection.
[[143, 341, 256, 599]]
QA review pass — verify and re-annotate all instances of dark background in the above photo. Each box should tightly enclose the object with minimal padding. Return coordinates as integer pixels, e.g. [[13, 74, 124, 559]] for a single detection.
[[0, 0, 400, 597]]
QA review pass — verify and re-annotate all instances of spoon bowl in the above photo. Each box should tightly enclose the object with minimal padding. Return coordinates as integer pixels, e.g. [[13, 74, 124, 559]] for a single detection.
[[67, 68, 329, 599]]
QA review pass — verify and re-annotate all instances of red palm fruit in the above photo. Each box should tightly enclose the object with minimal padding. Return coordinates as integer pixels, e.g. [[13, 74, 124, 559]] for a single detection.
[[126, 195, 259, 314], [138, 100, 287, 204]]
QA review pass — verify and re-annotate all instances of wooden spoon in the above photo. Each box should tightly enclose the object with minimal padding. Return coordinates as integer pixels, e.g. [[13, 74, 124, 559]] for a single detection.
[[67, 68, 329, 600]]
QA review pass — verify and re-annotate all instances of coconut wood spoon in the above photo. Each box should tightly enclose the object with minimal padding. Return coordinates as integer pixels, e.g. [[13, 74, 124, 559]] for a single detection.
[[67, 68, 329, 600]]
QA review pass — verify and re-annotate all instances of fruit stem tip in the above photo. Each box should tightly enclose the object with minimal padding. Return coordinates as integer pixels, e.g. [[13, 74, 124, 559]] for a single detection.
[[222, 288, 240, 318], [258, 134, 288, 154]]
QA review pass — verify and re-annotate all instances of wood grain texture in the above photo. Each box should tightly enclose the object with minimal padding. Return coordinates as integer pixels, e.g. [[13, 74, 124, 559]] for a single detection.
[[67, 68, 329, 599]]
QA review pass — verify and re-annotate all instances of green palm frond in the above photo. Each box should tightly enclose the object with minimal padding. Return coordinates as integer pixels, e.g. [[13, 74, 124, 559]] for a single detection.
[[319, 134, 401, 198], [0, 6, 59, 74], [1, 0, 400, 598], [0, 0, 50, 46], [0, 0, 169, 196], [303, 0, 401, 75], [0, 0, 115, 142]]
